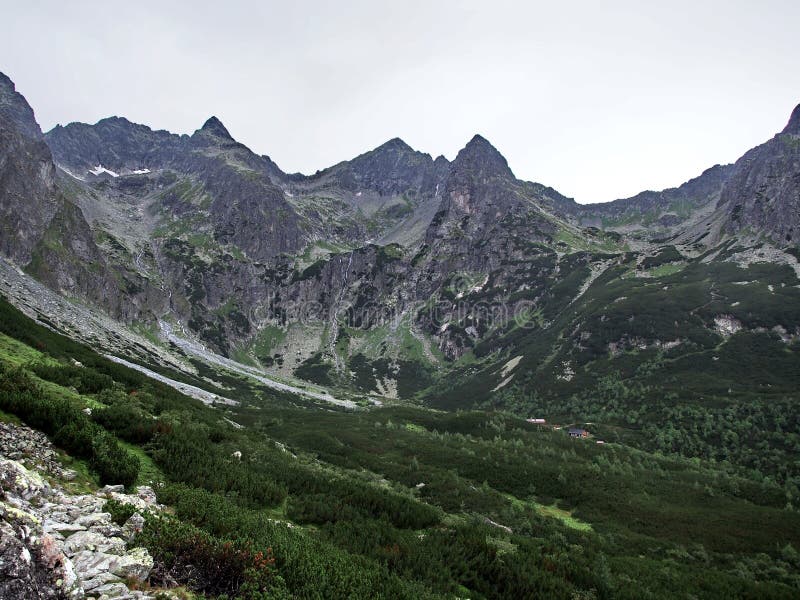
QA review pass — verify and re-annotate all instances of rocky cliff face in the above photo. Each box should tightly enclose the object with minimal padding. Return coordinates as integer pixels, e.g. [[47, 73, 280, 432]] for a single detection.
[[0, 73, 134, 321], [46, 115, 307, 262], [0, 72, 61, 264], [718, 104, 800, 244]]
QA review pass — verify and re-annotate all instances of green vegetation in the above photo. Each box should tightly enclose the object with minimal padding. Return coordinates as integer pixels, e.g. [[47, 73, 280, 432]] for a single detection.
[[0, 293, 799, 598], [0, 365, 139, 487], [640, 245, 683, 269]]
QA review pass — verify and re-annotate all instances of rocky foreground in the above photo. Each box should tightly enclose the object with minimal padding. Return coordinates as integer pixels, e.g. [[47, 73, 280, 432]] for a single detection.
[[0, 421, 166, 599]]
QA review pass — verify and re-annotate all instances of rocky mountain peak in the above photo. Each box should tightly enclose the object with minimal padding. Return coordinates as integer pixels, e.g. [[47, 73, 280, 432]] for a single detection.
[[0, 71, 44, 141], [782, 103, 800, 135], [452, 134, 514, 180], [375, 137, 413, 153], [196, 115, 234, 140]]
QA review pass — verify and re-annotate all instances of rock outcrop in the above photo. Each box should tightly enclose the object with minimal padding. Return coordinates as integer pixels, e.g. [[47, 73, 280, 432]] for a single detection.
[[0, 72, 61, 265], [718, 103, 800, 244], [0, 421, 162, 599], [0, 72, 131, 322]]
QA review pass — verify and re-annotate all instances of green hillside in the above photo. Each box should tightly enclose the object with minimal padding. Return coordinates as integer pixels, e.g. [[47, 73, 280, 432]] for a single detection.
[[1, 295, 798, 599]]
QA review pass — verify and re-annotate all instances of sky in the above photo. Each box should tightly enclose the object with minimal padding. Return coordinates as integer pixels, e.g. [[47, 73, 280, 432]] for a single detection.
[[1, 0, 798, 203]]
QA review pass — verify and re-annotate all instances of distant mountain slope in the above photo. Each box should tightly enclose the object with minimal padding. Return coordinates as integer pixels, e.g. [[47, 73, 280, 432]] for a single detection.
[[575, 164, 734, 240], [46, 115, 306, 261], [1, 70, 799, 411]]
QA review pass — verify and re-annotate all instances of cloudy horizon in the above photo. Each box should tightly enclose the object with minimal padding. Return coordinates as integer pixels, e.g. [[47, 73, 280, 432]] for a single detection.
[[2, 0, 798, 203]]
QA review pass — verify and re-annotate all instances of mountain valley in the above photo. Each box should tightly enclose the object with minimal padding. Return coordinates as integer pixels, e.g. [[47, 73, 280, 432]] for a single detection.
[[1, 69, 799, 598]]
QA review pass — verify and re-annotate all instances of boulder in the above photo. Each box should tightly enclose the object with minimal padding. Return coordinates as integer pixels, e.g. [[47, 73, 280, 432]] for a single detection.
[[0, 458, 49, 500], [111, 547, 153, 582], [63, 531, 126, 556], [135, 486, 158, 506], [121, 512, 145, 543], [91, 581, 129, 597], [72, 550, 120, 581], [75, 512, 112, 528], [43, 518, 86, 536], [80, 571, 123, 592], [90, 521, 124, 538]]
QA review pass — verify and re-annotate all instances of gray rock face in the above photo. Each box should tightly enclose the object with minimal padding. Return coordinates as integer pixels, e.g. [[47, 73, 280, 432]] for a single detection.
[[0, 72, 133, 322], [2, 70, 800, 393], [0, 71, 61, 265], [303, 136, 449, 197], [718, 104, 800, 244], [45, 113, 306, 262]]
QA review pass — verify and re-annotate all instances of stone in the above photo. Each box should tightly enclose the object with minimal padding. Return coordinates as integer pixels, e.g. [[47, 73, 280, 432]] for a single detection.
[[91, 581, 129, 597], [75, 512, 112, 528], [72, 550, 121, 581], [90, 522, 124, 538], [63, 531, 126, 556], [121, 512, 145, 543], [44, 519, 87, 536], [81, 572, 123, 591], [0, 393, 164, 599], [0, 459, 49, 500], [111, 547, 153, 582], [135, 486, 157, 506]]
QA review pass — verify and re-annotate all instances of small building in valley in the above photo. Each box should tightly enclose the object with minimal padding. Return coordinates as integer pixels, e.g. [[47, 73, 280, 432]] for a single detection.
[[568, 428, 589, 438], [526, 418, 546, 425]]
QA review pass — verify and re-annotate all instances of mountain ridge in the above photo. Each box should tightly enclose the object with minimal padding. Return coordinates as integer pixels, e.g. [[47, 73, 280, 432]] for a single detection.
[[1, 69, 799, 412]]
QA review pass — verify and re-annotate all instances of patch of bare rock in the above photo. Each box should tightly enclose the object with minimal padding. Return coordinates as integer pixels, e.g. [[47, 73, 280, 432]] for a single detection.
[[0, 421, 171, 599]]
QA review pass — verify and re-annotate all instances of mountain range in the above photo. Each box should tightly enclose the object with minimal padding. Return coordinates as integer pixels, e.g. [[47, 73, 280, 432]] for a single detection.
[[1, 70, 799, 416], [2, 68, 800, 599]]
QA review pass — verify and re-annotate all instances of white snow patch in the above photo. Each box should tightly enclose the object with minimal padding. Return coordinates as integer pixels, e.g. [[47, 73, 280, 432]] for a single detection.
[[104, 354, 238, 406], [131, 168, 151, 175], [89, 164, 119, 177], [224, 417, 244, 430], [158, 321, 355, 408]]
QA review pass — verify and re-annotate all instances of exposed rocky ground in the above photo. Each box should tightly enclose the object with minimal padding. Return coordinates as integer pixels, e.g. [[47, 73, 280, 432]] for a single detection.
[[0, 421, 165, 599]]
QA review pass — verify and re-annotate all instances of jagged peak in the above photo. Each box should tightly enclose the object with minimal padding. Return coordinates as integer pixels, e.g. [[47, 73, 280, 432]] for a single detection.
[[0, 71, 43, 141], [96, 115, 134, 127], [782, 103, 800, 135], [196, 116, 233, 140], [374, 137, 413, 152], [452, 134, 514, 179]]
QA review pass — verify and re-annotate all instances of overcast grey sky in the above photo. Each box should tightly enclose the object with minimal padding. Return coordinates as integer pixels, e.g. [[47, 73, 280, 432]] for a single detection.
[[1, 0, 798, 203]]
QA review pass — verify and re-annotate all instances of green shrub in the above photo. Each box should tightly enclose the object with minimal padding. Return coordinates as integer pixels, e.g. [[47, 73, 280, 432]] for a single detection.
[[0, 364, 139, 487], [104, 499, 137, 526]]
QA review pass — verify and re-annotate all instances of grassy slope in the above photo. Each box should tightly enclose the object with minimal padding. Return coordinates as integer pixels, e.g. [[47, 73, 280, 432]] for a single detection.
[[1, 295, 799, 598]]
